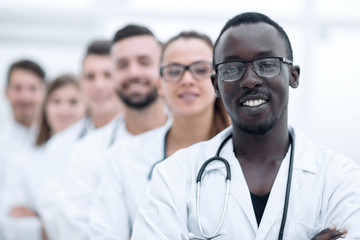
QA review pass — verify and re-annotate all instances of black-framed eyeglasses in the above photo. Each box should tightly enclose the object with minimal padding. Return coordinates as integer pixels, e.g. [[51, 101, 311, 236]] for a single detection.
[[160, 61, 212, 83], [214, 57, 293, 82]]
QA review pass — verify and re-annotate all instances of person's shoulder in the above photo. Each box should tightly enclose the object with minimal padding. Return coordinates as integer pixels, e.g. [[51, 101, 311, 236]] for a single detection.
[[72, 119, 115, 150], [107, 123, 171, 162], [48, 118, 87, 147], [157, 127, 233, 172], [293, 128, 359, 174]]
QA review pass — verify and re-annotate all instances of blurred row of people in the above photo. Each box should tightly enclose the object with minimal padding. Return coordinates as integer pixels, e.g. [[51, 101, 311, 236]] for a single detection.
[[0, 24, 230, 239]]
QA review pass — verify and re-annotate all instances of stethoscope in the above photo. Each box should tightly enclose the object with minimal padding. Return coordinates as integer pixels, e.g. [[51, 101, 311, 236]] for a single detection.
[[107, 116, 122, 147], [189, 128, 295, 240], [77, 115, 92, 140], [77, 115, 122, 148], [147, 130, 170, 180]]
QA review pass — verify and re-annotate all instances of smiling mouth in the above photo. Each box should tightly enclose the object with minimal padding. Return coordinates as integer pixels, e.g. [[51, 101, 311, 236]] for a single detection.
[[242, 99, 268, 107], [179, 93, 198, 99]]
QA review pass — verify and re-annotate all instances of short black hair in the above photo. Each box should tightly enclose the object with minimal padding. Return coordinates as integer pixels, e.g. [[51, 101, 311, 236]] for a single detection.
[[7, 59, 45, 86], [84, 40, 112, 58], [112, 24, 156, 44], [161, 30, 213, 62], [213, 12, 293, 66]]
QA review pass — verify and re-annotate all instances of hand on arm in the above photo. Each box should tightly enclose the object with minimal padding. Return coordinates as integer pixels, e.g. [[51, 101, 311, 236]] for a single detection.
[[312, 227, 347, 240], [42, 225, 49, 240], [9, 206, 38, 218]]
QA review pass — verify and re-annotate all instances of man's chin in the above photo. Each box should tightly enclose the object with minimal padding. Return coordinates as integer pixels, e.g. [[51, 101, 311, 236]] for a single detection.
[[236, 119, 276, 135], [117, 88, 158, 110], [123, 99, 154, 109]]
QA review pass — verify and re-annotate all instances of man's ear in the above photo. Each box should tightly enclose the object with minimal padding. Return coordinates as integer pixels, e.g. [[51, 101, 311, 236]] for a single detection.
[[211, 74, 220, 98], [289, 65, 300, 89], [5, 87, 10, 100]]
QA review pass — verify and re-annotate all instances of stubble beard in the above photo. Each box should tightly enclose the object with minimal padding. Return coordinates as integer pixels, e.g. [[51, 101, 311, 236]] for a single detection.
[[233, 105, 288, 135], [116, 85, 158, 110]]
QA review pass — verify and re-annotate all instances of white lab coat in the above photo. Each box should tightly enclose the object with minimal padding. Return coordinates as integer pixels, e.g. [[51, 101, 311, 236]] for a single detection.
[[0, 121, 37, 199], [88, 123, 171, 239], [56, 115, 172, 240], [0, 120, 37, 150], [0, 118, 88, 240], [55, 114, 127, 240], [132, 126, 360, 240], [0, 120, 38, 239]]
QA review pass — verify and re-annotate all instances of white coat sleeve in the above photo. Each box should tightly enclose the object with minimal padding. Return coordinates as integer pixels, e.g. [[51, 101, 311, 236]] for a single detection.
[[322, 155, 360, 239], [56, 145, 98, 240], [131, 163, 189, 240], [88, 153, 130, 240], [0, 157, 42, 240]]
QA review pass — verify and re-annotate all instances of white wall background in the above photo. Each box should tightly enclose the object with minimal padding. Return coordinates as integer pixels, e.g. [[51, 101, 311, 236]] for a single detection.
[[0, 0, 359, 161]]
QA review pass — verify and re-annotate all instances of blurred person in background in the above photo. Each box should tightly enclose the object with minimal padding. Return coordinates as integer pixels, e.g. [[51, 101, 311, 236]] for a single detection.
[[0, 59, 46, 172], [79, 40, 123, 131], [0, 59, 46, 236], [56, 25, 170, 240], [3, 59, 46, 138], [0, 74, 87, 240], [88, 30, 230, 239]]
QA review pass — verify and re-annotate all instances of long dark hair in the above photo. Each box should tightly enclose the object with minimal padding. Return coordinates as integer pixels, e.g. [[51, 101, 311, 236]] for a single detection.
[[36, 74, 80, 146], [161, 31, 231, 137]]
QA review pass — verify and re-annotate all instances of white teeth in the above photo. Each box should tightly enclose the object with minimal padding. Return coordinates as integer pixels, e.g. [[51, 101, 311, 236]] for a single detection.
[[180, 94, 197, 99], [243, 99, 266, 107]]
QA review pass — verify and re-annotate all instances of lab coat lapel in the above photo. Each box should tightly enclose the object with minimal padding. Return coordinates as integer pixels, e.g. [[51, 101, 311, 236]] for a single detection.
[[256, 134, 305, 240], [220, 141, 259, 233], [253, 150, 288, 239]]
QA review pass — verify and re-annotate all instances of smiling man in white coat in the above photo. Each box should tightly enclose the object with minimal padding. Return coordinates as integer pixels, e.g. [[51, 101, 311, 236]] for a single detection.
[[56, 25, 170, 239], [131, 12, 360, 240]]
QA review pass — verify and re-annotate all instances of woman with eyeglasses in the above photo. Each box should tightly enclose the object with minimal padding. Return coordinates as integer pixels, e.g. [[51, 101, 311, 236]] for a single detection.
[[0, 74, 87, 240], [88, 31, 230, 239]]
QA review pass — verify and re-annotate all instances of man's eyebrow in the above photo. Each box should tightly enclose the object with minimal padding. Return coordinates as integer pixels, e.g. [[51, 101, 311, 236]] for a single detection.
[[115, 57, 125, 62], [222, 55, 242, 62], [221, 51, 278, 62], [137, 54, 151, 60], [253, 51, 277, 59]]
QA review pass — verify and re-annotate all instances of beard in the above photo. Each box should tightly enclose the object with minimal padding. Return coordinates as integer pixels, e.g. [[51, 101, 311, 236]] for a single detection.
[[116, 85, 158, 109], [233, 104, 287, 135]]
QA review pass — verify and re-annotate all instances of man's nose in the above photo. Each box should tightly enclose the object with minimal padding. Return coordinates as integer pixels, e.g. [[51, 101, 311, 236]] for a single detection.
[[239, 65, 263, 90], [20, 87, 34, 101]]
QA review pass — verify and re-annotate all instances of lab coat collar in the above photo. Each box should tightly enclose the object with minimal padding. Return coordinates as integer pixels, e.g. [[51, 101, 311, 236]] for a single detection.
[[291, 127, 318, 174], [224, 136, 296, 236], [45, 117, 88, 152], [12, 120, 33, 132], [206, 126, 318, 173], [11, 120, 37, 147], [255, 144, 296, 240], [207, 127, 319, 174], [202, 126, 318, 237], [259, 128, 320, 239]]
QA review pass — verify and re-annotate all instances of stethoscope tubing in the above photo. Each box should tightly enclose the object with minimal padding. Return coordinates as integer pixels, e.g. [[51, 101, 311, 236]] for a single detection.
[[193, 129, 295, 240], [278, 128, 295, 240], [194, 135, 232, 239], [196, 178, 230, 239]]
